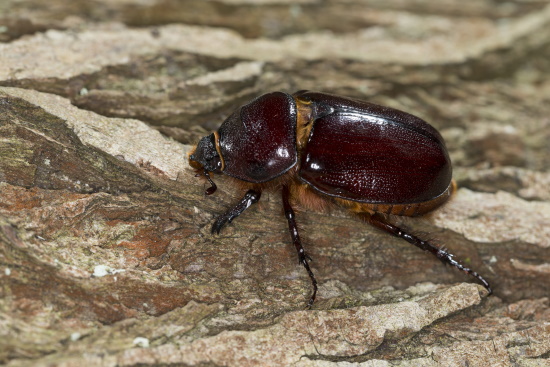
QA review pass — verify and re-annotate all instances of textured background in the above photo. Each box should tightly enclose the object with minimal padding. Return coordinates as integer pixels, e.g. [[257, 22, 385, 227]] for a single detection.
[[1, 1, 549, 366]]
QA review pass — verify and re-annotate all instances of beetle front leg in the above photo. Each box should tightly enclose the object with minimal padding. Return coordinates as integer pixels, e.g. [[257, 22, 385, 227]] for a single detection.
[[211, 189, 262, 234], [361, 213, 492, 294], [282, 185, 318, 309]]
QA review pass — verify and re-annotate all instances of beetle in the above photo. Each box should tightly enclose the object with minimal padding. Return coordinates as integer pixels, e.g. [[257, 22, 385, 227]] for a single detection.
[[189, 90, 492, 308]]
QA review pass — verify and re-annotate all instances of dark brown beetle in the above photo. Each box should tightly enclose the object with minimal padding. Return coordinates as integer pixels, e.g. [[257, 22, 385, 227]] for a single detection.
[[189, 90, 492, 308]]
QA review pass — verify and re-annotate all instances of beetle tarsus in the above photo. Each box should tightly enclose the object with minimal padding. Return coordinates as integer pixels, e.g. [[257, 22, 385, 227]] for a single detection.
[[211, 189, 262, 234], [361, 213, 492, 295], [441, 253, 493, 294], [282, 185, 318, 309]]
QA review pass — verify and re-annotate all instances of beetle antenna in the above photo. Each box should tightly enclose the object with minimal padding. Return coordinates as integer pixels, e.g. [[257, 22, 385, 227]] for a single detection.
[[203, 170, 217, 195]]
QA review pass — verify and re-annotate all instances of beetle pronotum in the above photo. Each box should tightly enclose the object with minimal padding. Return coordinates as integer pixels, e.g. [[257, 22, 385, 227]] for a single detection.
[[189, 90, 492, 308]]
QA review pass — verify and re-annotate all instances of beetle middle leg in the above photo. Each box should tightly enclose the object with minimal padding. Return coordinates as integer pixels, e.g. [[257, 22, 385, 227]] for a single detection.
[[360, 213, 492, 294], [211, 189, 261, 234], [282, 185, 318, 309]]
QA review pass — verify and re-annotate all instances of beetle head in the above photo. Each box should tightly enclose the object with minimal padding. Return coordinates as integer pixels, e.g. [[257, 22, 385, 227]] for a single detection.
[[189, 133, 222, 195], [189, 133, 223, 173]]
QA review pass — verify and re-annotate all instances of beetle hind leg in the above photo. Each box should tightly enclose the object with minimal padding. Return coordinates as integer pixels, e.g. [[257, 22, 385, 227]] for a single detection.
[[282, 185, 318, 309], [211, 189, 262, 234], [360, 213, 492, 295]]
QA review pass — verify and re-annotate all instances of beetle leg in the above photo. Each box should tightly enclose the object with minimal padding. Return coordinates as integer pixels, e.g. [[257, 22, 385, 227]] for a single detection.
[[282, 185, 318, 309], [211, 189, 261, 234], [362, 213, 492, 295]]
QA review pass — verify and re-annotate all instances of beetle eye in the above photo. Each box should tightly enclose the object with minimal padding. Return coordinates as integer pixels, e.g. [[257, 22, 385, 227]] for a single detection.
[[206, 156, 222, 173]]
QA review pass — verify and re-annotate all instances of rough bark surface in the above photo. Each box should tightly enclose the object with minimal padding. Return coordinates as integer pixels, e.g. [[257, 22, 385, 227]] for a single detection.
[[1, 1, 549, 366]]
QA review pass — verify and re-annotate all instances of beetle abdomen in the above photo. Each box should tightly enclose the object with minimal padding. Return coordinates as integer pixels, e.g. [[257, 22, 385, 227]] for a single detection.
[[297, 95, 452, 205], [335, 181, 456, 217]]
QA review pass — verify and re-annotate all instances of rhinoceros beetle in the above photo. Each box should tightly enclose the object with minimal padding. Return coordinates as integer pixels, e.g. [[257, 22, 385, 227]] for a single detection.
[[189, 90, 492, 308]]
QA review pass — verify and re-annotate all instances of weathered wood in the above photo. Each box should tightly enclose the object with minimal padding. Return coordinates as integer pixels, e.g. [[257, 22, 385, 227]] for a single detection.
[[1, 1, 549, 366]]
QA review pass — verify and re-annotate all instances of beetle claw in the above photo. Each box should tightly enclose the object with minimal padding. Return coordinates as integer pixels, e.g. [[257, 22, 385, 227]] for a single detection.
[[211, 218, 227, 235]]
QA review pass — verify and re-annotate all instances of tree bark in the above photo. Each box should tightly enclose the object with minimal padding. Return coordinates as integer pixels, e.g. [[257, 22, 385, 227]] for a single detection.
[[1, 1, 549, 366]]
